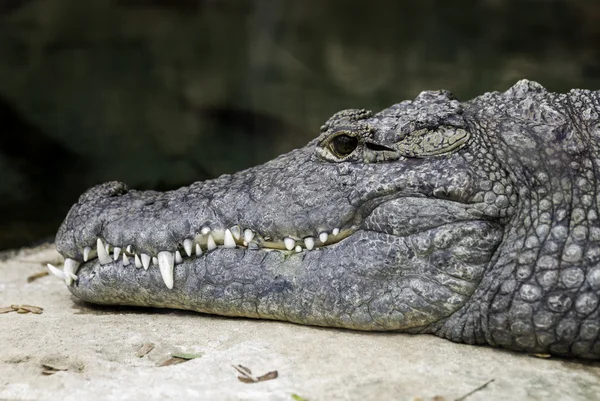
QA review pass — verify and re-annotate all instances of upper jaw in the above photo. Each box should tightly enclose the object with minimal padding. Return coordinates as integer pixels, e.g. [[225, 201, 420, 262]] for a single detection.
[[51, 209, 360, 289], [51, 191, 484, 291]]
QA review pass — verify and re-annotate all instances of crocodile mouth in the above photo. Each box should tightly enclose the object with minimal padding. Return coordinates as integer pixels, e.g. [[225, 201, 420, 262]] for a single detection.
[[50, 223, 357, 289], [50, 192, 492, 292]]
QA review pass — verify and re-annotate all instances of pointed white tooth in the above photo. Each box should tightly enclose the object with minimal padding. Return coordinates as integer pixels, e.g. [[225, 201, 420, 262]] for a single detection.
[[47, 263, 66, 280], [83, 246, 91, 262], [105, 243, 110, 254], [134, 254, 142, 268], [304, 237, 315, 250], [123, 253, 130, 266], [195, 243, 203, 256], [243, 241, 248, 247], [175, 250, 183, 264], [183, 239, 193, 257], [152, 257, 158, 266], [284, 237, 295, 251], [332, 228, 340, 236], [157, 251, 175, 289], [126, 245, 133, 253], [295, 245, 302, 253], [230, 226, 241, 240], [141, 253, 151, 270], [319, 232, 328, 243], [207, 234, 217, 251], [201, 226, 211, 235], [97, 238, 112, 265], [113, 247, 121, 260], [243, 229, 255, 243], [63, 258, 81, 285], [224, 229, 236, 248]]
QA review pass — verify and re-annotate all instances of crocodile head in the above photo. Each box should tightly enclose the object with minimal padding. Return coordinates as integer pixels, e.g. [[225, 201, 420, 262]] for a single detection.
[[53, 80, 600, 359]]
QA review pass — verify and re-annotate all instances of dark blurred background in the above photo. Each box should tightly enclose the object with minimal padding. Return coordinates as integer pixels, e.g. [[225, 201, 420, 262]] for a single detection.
[[0, 0, 599, 250]]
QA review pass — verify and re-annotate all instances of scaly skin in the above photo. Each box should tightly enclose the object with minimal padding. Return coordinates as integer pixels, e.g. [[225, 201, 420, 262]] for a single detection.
[[54, 80, 600, 359]]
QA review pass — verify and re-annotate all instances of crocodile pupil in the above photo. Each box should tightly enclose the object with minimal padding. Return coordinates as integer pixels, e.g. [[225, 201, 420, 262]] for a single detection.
[[331, 134, 358, 156]]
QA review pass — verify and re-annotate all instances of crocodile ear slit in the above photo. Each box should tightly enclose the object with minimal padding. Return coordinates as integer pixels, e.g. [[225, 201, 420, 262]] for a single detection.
[[365, 142, 394, 152]]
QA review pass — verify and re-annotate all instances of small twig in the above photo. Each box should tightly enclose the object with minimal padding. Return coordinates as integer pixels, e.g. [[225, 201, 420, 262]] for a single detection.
[[454, 379, 495, 401]]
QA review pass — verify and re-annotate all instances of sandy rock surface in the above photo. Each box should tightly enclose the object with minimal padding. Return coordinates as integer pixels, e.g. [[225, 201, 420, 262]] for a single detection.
[[1, 244, 599, 401]]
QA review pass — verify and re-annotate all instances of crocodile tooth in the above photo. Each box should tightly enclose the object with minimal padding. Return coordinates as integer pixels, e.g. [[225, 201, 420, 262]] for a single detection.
[[243, 229, 255, 243], [126, 245, 133, 254], [134, 254, 142, 268], [319, 232, 328, 243], [304, 237, 315, 250], [113, 247, 121, 260], [63, 258, 80, 285], [224, 229, 236, 248], [230, 226, 242, 241], [47, 263, 66, 280], [207, 234, 217, 251], [332, 228, 340, 236], [83, 246, 91, 262], [195, 243, 202, 256], [141, 253, 151, 270], [175, 250, 183, 264], [152, 256, 158, 266], [105, 242, 110, 254], [97, 238, 112, 265], [201, 226, 211, 235], [183, 239, 193, 257], [284, 237, 295, 251], [123, 253, 130, 266], [295, 245, 302, 253], [157, 251, 175, 289]]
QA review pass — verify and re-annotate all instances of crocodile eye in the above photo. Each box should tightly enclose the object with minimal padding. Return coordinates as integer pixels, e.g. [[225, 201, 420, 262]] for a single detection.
[[329, 134, 359, 157]]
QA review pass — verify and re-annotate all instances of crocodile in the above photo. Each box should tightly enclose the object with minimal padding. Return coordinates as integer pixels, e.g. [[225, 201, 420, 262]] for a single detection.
[[49, 80, 600, 359]]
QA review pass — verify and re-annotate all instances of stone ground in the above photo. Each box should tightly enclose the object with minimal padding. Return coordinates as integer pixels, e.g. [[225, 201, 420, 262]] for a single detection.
[[0, 244, 599, 401]]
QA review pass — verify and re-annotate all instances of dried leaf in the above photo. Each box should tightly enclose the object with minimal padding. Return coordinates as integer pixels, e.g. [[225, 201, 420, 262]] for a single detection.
[[136, 343, 155, 358], [156, 357, 188, 367], [235, 365, 252, 375], [291, 394, 309, 401], [0, 306, 15, 314], [42, 363, 69, 371], [233, 365, 278, 384], [256, 371, 278, 382], [20, 305, 43, 314], [532, 353, 551, 359], [27, 271, 49, 283], [41, 363, 69, 375], [16, 308, 29, 314], [233, 364, 258, 382], [171, 352, 204, 360]]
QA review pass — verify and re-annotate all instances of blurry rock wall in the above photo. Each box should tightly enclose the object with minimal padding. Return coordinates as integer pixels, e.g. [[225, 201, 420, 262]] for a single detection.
[[0, 0, 599, 249]]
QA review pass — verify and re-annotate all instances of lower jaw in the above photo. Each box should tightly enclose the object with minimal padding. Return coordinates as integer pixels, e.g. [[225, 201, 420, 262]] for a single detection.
[[68, 245, 390, 330], [68, 221, 499, 331]]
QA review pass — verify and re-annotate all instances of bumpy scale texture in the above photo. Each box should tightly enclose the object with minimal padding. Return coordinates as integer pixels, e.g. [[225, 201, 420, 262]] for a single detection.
[[54, 80, 600, 359]]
